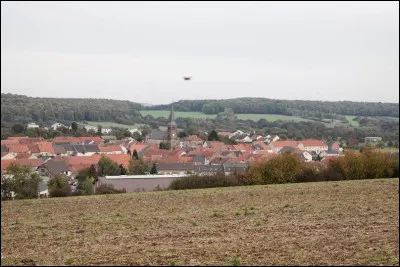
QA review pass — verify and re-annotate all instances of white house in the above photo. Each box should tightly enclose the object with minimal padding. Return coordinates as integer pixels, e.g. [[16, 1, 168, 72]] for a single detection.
[[84, 125, 98, 132], [129, 129, 142, 135], [27, 123, 39, 129], [301, 151, 313, 162], [101, 128, 113, 134], [238, 136, 252, 143], [298, 140, 328, 153], [51, 123, 66, 131]]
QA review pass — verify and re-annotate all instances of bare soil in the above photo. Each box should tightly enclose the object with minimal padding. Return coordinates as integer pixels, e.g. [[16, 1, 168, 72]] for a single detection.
[[1, 178, 399, 266]]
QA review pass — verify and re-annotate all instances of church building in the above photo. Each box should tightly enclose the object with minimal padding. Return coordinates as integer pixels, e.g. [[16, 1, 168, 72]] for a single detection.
[[145, 104, 179, 149]]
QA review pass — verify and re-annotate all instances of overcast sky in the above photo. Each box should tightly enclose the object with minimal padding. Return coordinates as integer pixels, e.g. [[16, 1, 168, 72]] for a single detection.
[[1, 1, 399, 104]]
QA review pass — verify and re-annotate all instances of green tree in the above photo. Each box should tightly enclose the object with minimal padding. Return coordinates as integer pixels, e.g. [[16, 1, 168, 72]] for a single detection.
[[132, 149, 139, 160], [97, 156, 121, 176], [48, 174, 71, 197], [178, 131, 188, 138], [119, 164, 128, 175], [1, 163, 42, 200], [208, 130, 220, 141], [150, 163, 158, 174], [97, 125, 102, 136], [79, 177, 94, 195], [71, 122, 78, 131], [128, 159, 149, 175], [248, 152, 305, 185], [132, 132, 143, 142], [88, 164, 98, 178], [159, 142, 171, 150], [12, 123, 25, 134]]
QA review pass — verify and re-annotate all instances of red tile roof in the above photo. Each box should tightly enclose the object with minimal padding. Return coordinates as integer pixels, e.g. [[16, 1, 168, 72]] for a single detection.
[[1, 159, 16, 170], [15, 158, 44, 168], [79, 136, 103, 143], [205, 141, 225, 150], [7, 144, 29, 153], [53, 136, 82, 143], [331, 142, 340, 151], [232, 152, 252, 163], [231, 144, 253, 152], [129, 143, 149, 153], [15, 153, 32, 159], [299, 139, 327, 147], [1, 140, 20, 146], [7, 136, 29, 140], [37, 142, 55, 154], [98, 144, 123, 153], [184, 135, 203, 142], [27, 144, 40, 154], [63, 154, 131, 172], [272, 140, 298, 148], [101, 154, 131, 168]]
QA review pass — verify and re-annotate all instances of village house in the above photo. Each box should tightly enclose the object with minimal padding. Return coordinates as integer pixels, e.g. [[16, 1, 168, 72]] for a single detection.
[[98, 144, 123, 155], [37, 160, 71, 181], [182, 135, 204, 149], [93, 174, 188, 193], [51, 123, 66, 130], [365, 137, 382, 143], [27, 122, 40, 129], [193, 164, 224, 175], [297, 140, 328, 153], [155, 163, 194, 175], [223, 163, 249, 174]]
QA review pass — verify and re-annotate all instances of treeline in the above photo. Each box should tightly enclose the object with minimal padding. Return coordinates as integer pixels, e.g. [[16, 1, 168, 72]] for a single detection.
[[145, 98, 399, 117], [169, 150, 399, 190], [1, 93, 144, 125]]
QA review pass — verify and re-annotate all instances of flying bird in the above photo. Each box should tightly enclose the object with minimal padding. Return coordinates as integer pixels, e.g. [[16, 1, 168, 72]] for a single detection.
[[183, 76, 192, 81]]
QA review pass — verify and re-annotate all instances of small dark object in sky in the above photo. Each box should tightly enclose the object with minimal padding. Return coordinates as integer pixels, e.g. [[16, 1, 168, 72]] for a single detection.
[[183, 76, 192, 81]]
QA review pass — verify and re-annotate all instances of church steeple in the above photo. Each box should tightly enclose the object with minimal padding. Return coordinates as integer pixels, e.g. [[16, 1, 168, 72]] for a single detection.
[[168, 104, 176, 127], [167, 103, 177, 150]]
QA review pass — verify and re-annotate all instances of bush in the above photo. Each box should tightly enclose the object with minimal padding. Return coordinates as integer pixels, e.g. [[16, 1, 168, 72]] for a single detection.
[[48, 175, 71, 197], [169, 173, 243, 190], [248, 152, 305, 184], [1, 163, 42, 200], [324, 150, 399, 181], [95, 184, 126, 194]]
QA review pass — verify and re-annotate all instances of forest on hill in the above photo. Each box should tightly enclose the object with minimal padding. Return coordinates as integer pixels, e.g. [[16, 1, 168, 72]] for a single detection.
[[145, 97, 399, 118], [1, 94, 399, 143], [1, 93, 144, 125]]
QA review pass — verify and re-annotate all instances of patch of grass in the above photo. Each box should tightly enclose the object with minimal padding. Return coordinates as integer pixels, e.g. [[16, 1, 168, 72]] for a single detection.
[[255, 220, 264, 227], [212, 212, 224, 218], [191, 221, 198, 227], [65, 259, 73, 265], [140, 110, 216, 119], [345, 115, 360, 127], [82, 121, 145, 129], [230, 257, 241, 266], [141, 110, 314, 122], [244, 207, 255, 216], [236, 113, 312, 122]]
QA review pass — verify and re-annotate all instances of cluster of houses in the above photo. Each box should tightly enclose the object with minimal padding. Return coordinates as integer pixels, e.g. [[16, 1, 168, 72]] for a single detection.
[[1, 130, 342, 196], [1, 109, 343, 196], [27, 122, 113, 134]]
